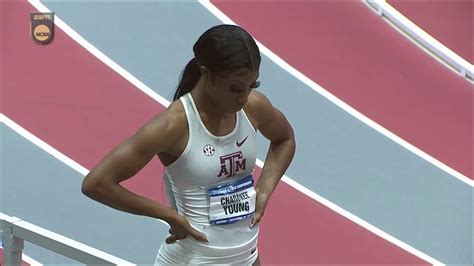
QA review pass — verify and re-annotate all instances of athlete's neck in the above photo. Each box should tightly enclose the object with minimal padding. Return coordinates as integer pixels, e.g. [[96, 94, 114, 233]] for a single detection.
[[191, 79, 231, 121]]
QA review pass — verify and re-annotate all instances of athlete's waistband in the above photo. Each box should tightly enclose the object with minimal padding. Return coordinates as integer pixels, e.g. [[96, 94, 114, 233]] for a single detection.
[[178, 219, 259, 257]]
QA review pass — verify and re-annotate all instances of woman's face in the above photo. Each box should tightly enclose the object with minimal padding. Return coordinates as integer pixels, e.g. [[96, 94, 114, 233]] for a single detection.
[[205, 68, 260, 114]]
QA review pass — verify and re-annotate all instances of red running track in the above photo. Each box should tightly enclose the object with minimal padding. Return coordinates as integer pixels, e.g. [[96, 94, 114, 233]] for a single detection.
[[389, 0, 473, 64], [2, 2, 428, 264], [212, 1, 473, 179]]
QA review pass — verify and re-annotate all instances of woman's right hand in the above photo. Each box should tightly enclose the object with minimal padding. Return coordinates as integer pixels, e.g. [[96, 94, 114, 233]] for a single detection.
[[165, 213, 209, 244]]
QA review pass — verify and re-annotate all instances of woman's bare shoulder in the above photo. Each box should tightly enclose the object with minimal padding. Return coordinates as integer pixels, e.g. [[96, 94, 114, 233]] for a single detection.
[[244, 90, 274, 129], [132, 99, 187, 154]]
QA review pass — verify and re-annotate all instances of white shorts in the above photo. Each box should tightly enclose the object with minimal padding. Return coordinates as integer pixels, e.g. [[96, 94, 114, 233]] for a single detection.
[[154, 239, 258, 265]]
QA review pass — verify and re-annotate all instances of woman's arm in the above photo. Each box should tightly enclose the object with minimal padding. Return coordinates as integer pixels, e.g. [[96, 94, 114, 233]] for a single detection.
[[82, 103, 207, 242], [256, 108, 295, 196], [82, 109, 178, 220], [246, 91, 296, 226]]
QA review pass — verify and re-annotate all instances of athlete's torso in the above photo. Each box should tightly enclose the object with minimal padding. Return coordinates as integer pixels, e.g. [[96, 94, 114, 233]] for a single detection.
[[163, 92, 259, 255]]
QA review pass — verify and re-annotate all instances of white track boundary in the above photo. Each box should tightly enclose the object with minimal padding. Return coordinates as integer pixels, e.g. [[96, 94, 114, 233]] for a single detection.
[[22, 254, 43, 265], [0, 114, 88, 176], [197, 0, 472, 187], [364, 0, 473, 82], [0, 114, 442, 265], [199, 0, 474, 187], [21, 0, 459, 264], [0, 114, 145, 264], [28, 0, 472, 188]]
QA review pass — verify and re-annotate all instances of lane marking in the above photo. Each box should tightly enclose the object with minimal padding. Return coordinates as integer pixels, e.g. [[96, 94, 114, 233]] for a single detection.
[[198, 0, 473, 187], [0, 111, 444, 266], [20, 0, 461, 264], [364, 0, 473, 82], [0, 114, 442, 265], [1, 114, 88, 176], [23, 253, 43, 266]]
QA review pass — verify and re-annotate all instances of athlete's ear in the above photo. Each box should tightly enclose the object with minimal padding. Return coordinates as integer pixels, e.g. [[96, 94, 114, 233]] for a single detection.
[[200, 66, 210, 80]]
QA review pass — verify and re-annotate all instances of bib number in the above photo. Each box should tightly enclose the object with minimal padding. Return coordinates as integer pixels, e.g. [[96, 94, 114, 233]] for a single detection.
[[207, 175, 256, 225]]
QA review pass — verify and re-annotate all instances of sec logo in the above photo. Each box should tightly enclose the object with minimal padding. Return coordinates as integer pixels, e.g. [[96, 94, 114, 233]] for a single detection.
[[203, 144, 215, 156]]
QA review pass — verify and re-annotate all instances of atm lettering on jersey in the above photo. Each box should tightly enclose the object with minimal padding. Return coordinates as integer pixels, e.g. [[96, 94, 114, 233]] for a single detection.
[[217, 151, 246, 178]]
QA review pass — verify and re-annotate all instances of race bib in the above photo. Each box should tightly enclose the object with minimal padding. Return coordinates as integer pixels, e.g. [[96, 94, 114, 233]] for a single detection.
[[207, 175, 256, 225]]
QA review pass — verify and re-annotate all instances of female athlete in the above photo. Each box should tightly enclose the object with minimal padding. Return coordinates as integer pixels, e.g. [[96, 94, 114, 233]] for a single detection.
[[82, 24, 296, 265]]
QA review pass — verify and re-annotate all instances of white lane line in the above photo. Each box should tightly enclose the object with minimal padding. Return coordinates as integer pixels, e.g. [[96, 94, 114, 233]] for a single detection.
[[0, 112, 445, 266], [0, 113, 88, 176], [23, 253, 43, 266], [198, 0, 473, 188], [364, 0, 473, 82], [22, 0, 460, 264], [28, 0, 472, 188], [0, 114, 151, 264]]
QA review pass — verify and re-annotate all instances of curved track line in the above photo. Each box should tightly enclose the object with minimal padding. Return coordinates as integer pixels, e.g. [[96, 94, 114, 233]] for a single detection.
[[24, 1, 444, 264], [198, 0, 473, 187]]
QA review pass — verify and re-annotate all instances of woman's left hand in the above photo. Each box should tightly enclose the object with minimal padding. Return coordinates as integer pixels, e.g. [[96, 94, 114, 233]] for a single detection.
[[250, 189, 270, 228]]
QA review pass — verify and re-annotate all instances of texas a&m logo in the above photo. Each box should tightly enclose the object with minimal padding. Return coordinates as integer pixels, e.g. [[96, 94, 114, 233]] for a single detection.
[[217, 151, 246, 178]]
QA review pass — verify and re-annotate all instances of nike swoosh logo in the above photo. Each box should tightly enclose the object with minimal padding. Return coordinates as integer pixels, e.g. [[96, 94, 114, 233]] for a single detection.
[[236, 136, 248, 147]]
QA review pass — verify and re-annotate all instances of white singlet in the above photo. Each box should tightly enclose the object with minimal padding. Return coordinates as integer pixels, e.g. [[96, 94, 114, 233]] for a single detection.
[[155, 93, 259, 265]]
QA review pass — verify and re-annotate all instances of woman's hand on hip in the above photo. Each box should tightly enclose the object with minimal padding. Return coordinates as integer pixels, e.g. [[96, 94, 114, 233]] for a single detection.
[[250, 189, 270, 228], [165, 214, 208, 244]]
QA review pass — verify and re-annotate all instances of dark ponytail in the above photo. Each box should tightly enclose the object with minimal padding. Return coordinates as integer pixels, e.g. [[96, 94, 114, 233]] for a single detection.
[[173, 58, 201, 101], [173, 24, 261, 101]]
